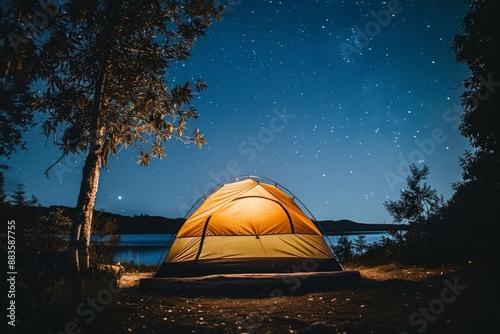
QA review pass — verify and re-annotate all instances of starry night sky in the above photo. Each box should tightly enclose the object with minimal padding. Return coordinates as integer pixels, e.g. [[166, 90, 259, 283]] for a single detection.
[[3, 0, 472, 223]]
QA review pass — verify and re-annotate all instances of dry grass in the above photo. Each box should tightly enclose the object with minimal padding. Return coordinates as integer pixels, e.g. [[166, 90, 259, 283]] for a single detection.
[[348, 263, 466, 281]]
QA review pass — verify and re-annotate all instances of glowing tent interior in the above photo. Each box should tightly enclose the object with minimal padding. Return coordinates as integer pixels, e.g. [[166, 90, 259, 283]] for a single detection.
[[140, 176, 360, 294]]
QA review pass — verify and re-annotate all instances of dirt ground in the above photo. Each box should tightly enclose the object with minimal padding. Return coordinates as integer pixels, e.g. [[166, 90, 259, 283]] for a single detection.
[[88, 263, 498, 333]]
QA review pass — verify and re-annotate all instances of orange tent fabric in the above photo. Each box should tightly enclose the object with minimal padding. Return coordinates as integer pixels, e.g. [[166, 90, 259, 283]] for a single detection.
[[155, 178, 342, 277]]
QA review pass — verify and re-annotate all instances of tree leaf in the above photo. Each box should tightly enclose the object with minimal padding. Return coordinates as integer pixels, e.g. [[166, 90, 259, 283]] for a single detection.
[[193, 128, 206, 148], [195, 79, 208, 92], [177, 122, 186, 137], [151, 143, 166, 158], [137, 152, 151, 166]]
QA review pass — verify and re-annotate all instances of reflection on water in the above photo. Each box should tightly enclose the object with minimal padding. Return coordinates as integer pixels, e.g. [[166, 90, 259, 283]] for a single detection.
[[114, 232, 390, 266], [114, 234, 174, 266]]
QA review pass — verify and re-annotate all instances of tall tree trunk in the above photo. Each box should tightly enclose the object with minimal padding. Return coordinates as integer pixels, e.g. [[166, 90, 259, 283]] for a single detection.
[[68, 18, 114, 277], [69, 122, 105, 276], [76, 143, 103, 271], [69, 72, 109, 275]]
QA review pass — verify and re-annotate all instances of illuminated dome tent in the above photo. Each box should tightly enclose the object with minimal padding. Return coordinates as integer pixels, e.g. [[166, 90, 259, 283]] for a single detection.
[[141, 176, 360, 293]]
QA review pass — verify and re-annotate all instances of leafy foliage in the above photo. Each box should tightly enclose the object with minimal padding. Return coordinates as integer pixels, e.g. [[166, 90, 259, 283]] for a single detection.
[[0, 1, 40, 169], [353, 235, 367, 255], [24, 0, 223, 168], [333, 235, 353, 263], [384, 164, 443, 225], [451, 0, 500, 184], [383, 164, 444, 263], [24, 207, 72, 252], [440, 0, 500, 265], [0, 171, 7, 203], [11, 183, 27, 206]]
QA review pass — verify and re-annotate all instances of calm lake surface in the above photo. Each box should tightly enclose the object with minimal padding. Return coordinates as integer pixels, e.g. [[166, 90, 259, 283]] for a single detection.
[[114, 231, 390, 266]]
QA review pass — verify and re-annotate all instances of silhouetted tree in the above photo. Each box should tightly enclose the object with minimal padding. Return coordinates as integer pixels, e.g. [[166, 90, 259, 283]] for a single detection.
[[333, 235, 353, 263], [24, 207, 72, 252], [3, 0, 224, 274], [384, 164, 444, 263], [27, 193, 39, 206], [0, 171, 7, 204], [445, 0, 500, 265], [452, 0, 500, 170], [384, 164, 443, 225], [11, 183, 27, 206], [451, 0, 500, 200], [353, 235, 367, 255]]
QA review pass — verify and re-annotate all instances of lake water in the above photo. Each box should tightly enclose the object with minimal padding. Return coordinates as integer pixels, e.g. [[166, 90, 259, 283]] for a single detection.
[[114, 231, 390, 266]]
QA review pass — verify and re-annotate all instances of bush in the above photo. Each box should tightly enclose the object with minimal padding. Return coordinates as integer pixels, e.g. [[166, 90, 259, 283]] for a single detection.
[[333, 235, 354, 263]]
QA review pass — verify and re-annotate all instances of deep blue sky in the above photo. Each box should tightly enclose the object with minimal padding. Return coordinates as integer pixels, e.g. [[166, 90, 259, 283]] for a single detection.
[[3, 0, 472, 223]]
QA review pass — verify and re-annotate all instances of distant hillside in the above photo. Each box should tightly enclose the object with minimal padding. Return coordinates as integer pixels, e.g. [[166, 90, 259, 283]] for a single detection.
[[1, 204, 405, 234], [0, 204, 184, 234], [100, 214, 405, 234], [96, 210, 184, 234], [317, 219, 406, 234], [100, 214, 406, 234]]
